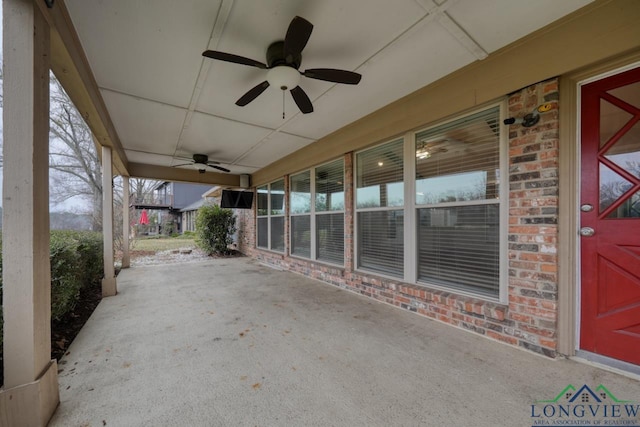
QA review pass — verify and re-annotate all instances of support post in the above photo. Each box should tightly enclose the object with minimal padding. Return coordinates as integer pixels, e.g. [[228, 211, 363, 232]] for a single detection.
[[0, 1, 59, 426], [102, 146, 117, 296], [122, 176, 131, 269]]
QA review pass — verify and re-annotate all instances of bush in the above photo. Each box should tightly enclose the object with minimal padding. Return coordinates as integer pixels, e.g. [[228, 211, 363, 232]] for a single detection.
[[50, 232, 83, 320], [50, 231, 103, 320], [181, 230, 196, 239], [0, 230, 103, 341], [195, 205, 236, 255], [70, 231, 104, 287]]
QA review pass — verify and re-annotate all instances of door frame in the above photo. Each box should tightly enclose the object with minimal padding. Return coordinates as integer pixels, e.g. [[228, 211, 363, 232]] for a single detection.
[[557, 50, 640, 359]]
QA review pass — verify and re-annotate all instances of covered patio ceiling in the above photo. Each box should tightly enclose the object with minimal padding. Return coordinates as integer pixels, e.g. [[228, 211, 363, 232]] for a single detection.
[[55, 0, 592, 185]]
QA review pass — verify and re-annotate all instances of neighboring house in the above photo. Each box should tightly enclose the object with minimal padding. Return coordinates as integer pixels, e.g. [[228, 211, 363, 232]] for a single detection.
[[131, 182, 214, 234], [180, 199, 207, 233], [180, 187, 221, 233]]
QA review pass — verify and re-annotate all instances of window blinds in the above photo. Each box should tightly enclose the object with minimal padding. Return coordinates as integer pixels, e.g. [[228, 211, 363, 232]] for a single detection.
[[356, 139, 404, 208], [415, 107, 501, 297], [355, 139, 405, 277]]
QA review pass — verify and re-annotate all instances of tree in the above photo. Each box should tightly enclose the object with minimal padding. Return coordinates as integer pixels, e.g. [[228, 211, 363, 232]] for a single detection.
[[112, 176, 160, 254], [1, 61, 159, 236], [48, 76, 103, 230]]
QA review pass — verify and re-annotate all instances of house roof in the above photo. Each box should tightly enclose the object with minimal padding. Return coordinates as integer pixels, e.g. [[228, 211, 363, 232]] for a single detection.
[[179, 198, 211, 213]]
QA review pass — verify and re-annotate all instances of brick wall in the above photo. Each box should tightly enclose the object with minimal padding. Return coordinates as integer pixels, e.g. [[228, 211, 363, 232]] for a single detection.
[[238, 78, 560, 358], [236, 200, 256, 256], [505, 78, 560, 355]]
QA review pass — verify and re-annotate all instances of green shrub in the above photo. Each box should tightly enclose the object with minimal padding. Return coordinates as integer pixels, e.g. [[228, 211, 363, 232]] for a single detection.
[[195, 205, 236, 255], [0, 230, 103, 339], [50, 232, 83, 320], [70, 231, 103, 287], [181, 230, 196, 238]]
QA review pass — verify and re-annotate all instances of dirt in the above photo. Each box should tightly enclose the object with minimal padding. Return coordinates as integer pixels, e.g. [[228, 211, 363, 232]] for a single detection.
[[0, 247, 243, 387]]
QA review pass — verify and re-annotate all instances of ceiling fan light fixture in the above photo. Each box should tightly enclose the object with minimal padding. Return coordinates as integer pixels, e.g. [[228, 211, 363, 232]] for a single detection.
[[193, 162, 208, 173], [416, 149, 431, 160], [267, 66, 300, 90]]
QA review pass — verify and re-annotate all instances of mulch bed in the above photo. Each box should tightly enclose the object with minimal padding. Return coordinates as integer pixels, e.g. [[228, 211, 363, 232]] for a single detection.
[[51, 280, 103, 361]]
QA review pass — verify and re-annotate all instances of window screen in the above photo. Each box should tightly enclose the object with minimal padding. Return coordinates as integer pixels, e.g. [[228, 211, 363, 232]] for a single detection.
[[415, 106, 501, 297], [316, 160, 345, 211], [289, 159, 345, 265], [317, 213, 344, 264], [357, 210, 404, 276], [290, 171, 312, 258], [256, 180, 285, 252], [356, 139, 404, 277]]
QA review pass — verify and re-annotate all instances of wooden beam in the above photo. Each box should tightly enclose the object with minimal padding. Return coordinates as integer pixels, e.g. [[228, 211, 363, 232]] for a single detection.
[[1, 2, 60, 425], [128, 162, 242, 187], [35, 0, 129, 176], [101, 146, 117, 297]]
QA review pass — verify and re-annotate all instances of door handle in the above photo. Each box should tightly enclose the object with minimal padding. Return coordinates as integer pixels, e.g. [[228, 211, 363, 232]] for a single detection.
[[580, 227, 595, 237]]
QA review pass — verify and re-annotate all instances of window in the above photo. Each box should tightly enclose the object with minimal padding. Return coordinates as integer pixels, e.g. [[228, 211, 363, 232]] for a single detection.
[[415, 106, 502, 297], [290, 171, 311, 257], [289, 159, 345, 264], [256, 179, 285, 252], [315, 160, 345, 264], [356, 139, 404, 277], [354, 104, 506, 299]]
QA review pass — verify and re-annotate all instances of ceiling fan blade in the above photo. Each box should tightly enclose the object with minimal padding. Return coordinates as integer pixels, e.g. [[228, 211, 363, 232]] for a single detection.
[[172, 163, 192, 168], [284, 16, 313, 65], [236, 81, 270, 106], [290, 86, 313, 114], [302, 68, 362, 85], [208, 164, 231, 173], [202, 50, 267, 69]]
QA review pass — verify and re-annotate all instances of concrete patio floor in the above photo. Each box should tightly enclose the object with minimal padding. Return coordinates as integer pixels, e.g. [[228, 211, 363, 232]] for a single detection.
[[49, 258, 639, 426]]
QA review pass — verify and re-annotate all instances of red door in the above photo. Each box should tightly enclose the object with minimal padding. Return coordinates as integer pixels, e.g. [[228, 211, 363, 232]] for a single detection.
[[580, 66, 640, 365]]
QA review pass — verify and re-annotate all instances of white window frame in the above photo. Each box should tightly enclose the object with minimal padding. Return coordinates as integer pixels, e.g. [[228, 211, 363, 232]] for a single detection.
[[256, 179, 285, 253], [289, 159, 345, 266], [354, 101, 508, 302]]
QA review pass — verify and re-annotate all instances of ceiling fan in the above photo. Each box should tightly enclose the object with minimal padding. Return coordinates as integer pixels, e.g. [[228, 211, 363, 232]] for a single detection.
[[202, 16, 362, 115], [172, 154, 231, 174]]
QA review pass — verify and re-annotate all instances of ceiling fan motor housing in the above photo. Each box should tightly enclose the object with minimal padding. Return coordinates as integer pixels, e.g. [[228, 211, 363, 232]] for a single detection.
[[267, 41, 300, 69], [193, 153, 209, 164]]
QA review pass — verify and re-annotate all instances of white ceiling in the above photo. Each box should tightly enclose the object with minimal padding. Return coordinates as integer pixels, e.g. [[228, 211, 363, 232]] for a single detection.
[[64, 0, 593, 177]]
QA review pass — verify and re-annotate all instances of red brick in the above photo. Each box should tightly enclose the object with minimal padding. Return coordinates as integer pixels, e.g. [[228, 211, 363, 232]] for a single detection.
[[539, 338, 557, 349], [519, 324, 555, 338], [520, 306, 556, 320], [395, 295, 411, 305], [487, 330, 518, 345], [540, 264, 557, 273], [510, 312, 534, 324]]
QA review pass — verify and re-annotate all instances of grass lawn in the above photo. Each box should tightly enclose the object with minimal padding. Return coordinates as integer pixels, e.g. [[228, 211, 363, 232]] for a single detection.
[[133, 237, 197, 252]]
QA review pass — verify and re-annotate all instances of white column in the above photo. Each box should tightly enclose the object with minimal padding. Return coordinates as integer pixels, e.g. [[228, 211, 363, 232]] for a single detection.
[[122, 175, 131, 269], [0, 1, 59, 425], [102, 146, 117, 296]]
